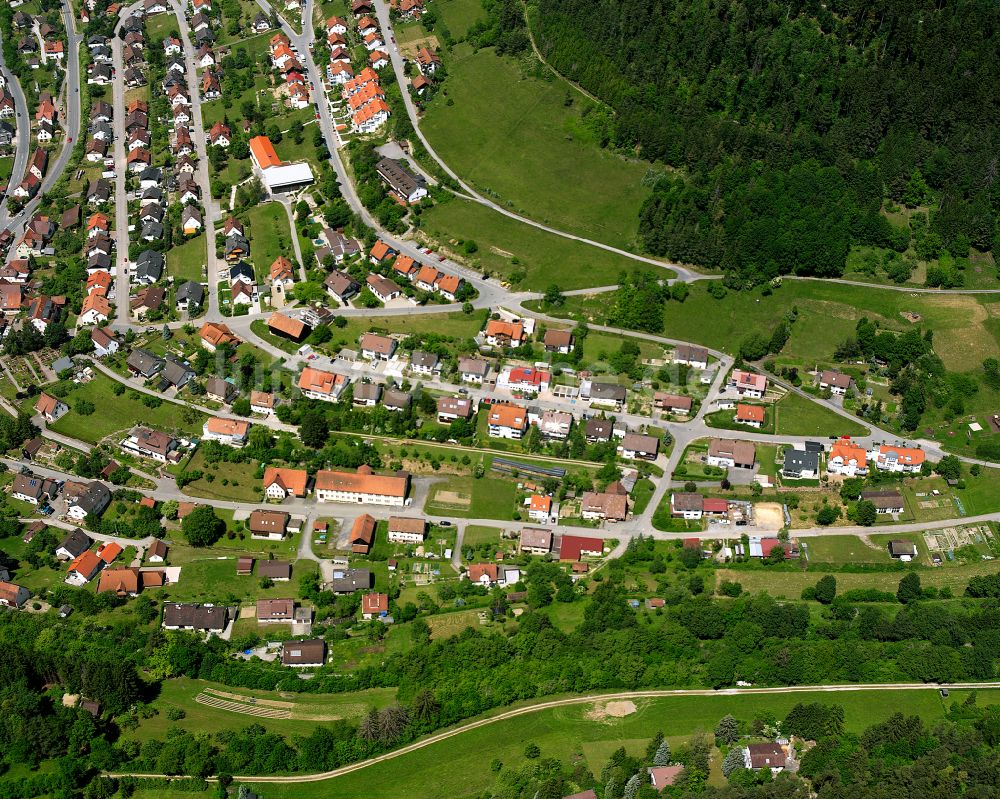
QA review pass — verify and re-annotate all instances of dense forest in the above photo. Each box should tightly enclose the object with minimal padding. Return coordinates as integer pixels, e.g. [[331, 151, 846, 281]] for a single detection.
[[530, 0, 1000, 284]]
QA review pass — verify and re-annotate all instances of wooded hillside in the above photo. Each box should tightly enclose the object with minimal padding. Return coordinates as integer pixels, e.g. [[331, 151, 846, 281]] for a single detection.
[[533, 0, 1000, 284]]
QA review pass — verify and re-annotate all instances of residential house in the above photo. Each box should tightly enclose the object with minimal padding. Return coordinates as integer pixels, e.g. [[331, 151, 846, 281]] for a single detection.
[[257, 598, 295, 623], [386, 516, 425, 544], [743, 743, 786, 773], [888, 540, 918, 560], [375, 157, 427, 204], [176, 281, 205, 311], [198, 321, 238, 352], [67, 482, 111, 521], [361, 592, 389, 620], [618, 433, 659, 460], [519, 527, 552, 555], [209, 121, 231, 147], [162, 603, 232, 634], [383, 389, 410, 412], [487, 402, 528, 439], [129, 285, 165, 318], [409, 350, 438, 374], [526, 494, 552, 522], [91, 327, 120, 357], [159, 356, 195, 390], [729, 369, 767, 398], [250, 390, 275, 415], [297, 366, 349, 402], [537, 409, 572, 440], [819, 370, 852, 395], [35, 391, 68, 422], [673, 344, 709, 369], [281, 639, 326, 667], [707, 438, 756, 470], [0, 581, 30, 608], [458, 356, 489, 384], [827, 437, 868, 476], [873, 444, 925, 473], [359, 332, 397, 361], [267, 311, 309, 342], [365, 273, 401, 303], [126, 348, 164, 379], [12, 473, 57, 505], [415, 46, 441, 74], [782, 449, 819, 479], [437, 396, 473, 423], [542, 329, 574, 354], [484, 319, 525, 348], [584, 381, 626, 409], [353, 383, 382, 407], [580, 491, 628, 522], [324, 269, 359, 304], [78, 292, 111, 325], [861, 490, 905, 514], [654, 392, 693, 415], [202, 417, 251, 448], [66, 551, 104, 585], [249, 509, 290, 540], [735, 403, 766, 428], [671, 492, 704, 520], [55, 528, 92, 560], [120, 428, 181, 463], [584, 418, 614, 443], [205, 376, 235, 404], [263, 467, 309, 499], [559, 535, 605, 561]]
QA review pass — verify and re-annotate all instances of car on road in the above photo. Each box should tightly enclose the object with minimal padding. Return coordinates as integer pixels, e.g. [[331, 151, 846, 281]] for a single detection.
[[438, 255, 446, 261], [438, 520, 452, 527], [67, 137, 72, 142]]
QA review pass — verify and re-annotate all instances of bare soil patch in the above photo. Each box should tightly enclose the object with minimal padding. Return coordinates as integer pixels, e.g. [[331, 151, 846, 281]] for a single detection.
[[753, 502, 785, 530], [586, 700, 637, 721]]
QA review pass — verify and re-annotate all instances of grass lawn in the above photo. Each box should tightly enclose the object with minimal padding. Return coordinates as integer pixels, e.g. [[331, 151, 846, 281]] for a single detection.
[[325, 310, 487, 353], [548, 280, 1000, 374], [246, 202, 295, 282], [434, 0, 487, 38], [48, 374, 207, 444], [424, 472, 518, 520], [179, 450, 264, 502], [718, 557, 1000, 598], [162, 548, 316, 603], [421, 45, 651, 251], [461, 524, 504, 546], [704, 406, 775, 435], [774, 391, 869, 437], [804, 534, 897, 564], [630, 478, 655, 515], [145, 12, 178, 42], [130, 677, 397, 742], [0, 156, 13, 183], [420, 196, 671, 291], [167, 234, 208, 283], [251, 687, 996, 799]]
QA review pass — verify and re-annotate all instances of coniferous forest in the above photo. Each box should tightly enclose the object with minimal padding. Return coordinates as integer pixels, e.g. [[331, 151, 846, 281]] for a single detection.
[[532, 0, 1000, 284]]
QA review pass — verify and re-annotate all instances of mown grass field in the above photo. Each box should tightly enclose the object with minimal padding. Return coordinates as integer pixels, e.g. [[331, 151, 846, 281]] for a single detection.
[[774, 391, 869, 437], [130, 677, 398, 741], [166, 234, 207, 283], [424, 472, 518, 520], [250, 688, 996, 799], [420, 197, 672, 291], [717, 558, 1000, 599], [246, 202, 295, 282], [326, 310, 488, 353], [161, 548, 315, 603], [544, 279, 1000, 373], [48, 374, 207, 443], [434, 0, 487, 37], [421, 45, 652, 251]]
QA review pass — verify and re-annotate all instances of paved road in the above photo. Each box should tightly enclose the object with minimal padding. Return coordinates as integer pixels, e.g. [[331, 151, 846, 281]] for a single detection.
[[106, 680, 1000, 783], [110, 25, 131, 324], [170, 0, 221, 318], [787, 275, 1000, 295], [0, 0, 82, 242], [0, 57, 30, 216]]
